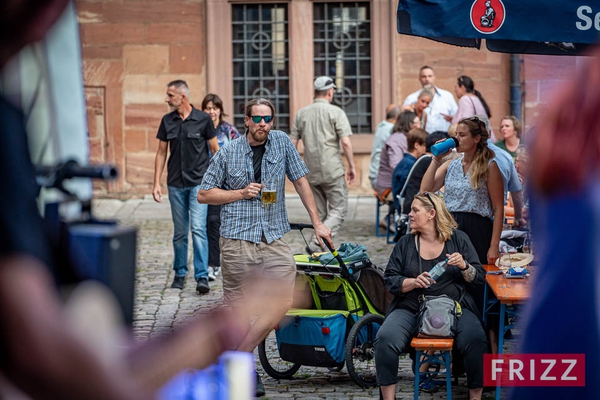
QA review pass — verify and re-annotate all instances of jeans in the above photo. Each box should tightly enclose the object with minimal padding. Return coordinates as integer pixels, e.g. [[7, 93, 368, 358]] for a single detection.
[[207, 204, 221, 267], [168, 185, 208, 281]]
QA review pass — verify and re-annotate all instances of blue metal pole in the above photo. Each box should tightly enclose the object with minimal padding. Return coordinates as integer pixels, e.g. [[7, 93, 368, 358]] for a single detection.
[[509, 54, 522, 120]]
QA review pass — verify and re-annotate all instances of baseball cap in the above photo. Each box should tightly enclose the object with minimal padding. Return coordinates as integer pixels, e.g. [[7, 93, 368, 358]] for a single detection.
[[314, 76, 336, 91]]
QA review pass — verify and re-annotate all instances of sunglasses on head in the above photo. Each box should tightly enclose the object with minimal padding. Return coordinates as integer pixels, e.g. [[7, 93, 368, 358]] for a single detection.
[[418, 192, 438, 214], [250, 115, 273, 124], [467, 116, 486, 128]]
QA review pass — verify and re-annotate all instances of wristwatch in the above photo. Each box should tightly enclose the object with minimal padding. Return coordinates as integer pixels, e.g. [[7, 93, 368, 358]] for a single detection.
[[458, 263, 470, 271]]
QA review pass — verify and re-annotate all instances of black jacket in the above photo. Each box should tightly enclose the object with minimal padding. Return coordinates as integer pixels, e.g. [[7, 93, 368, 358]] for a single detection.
[[384, 230, 485, 317]]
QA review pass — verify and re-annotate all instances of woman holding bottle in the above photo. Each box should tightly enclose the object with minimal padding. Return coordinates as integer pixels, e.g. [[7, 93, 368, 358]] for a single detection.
[[375, 192, 487, 400]]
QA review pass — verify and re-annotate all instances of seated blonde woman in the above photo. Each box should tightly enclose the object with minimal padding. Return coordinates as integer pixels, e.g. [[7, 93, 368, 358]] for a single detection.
[[375, 192, 487, 400]]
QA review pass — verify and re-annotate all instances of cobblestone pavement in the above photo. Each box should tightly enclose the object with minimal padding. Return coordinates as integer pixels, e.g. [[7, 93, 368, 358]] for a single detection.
[[94, 195, 497, 399]]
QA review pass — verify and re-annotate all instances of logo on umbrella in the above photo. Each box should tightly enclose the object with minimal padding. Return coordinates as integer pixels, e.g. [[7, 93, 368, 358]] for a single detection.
[[471, 0, 506, 34]]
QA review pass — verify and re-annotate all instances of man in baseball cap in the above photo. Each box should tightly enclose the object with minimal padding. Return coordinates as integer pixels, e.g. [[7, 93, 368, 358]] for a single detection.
[[313, 76, 337, 91], [291, 75, 356, 254]]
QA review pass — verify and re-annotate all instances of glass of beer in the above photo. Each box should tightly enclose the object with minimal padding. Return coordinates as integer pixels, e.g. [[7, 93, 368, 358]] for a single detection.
[[261, 182, 276, 207]]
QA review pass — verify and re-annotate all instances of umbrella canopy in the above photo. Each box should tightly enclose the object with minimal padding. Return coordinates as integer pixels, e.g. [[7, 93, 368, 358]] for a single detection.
[[397, 0, 600, 55]]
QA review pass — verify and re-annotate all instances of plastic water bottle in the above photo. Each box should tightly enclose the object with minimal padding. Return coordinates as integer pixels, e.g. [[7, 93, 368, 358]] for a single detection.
[[430, 137, 459, 157], [428, 258, 449, 284]]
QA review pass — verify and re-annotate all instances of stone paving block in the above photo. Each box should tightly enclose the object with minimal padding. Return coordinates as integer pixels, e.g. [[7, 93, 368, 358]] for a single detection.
[[92, 198, 125, 219], [131, 201, 172, 220]]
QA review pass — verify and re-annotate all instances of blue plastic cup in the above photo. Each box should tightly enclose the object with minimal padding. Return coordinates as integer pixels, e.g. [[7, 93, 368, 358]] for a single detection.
[[431, 137, 459, 156]]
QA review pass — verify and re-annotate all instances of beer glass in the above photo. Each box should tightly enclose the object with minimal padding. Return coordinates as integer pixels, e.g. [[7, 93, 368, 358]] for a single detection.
[[261, 182, 276, 207]]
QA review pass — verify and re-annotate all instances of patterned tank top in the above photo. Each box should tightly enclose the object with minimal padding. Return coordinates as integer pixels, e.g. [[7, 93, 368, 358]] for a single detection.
[[444, 156, 493, 218]]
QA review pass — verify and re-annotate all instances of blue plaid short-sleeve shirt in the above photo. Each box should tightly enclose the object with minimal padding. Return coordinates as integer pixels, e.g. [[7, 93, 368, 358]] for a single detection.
[[200, 130, 309, 244]]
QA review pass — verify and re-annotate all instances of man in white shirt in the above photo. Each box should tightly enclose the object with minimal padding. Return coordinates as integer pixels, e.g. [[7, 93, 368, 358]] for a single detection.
[[403, 65, 458, 134]]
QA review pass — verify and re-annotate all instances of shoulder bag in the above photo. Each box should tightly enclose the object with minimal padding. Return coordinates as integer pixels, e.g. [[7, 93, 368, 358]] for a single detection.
[[415, 235, 462, 338]]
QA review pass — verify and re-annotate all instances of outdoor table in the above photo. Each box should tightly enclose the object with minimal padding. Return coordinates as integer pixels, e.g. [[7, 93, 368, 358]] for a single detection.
[[482, 264, 532, 400]]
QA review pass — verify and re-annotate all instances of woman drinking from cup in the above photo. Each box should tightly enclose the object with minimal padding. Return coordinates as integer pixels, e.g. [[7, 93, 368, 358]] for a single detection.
[[420, 116, 504, 267]]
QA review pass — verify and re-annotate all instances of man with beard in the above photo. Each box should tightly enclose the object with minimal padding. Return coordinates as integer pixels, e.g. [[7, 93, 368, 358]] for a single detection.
[[198, 98, 332, 397], [153, 80, 219, 294], [403, 66, 458, 134]]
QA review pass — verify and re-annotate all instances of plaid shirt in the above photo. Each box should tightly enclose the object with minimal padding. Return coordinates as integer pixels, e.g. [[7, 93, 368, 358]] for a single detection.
[[200, 130, 309, 244]]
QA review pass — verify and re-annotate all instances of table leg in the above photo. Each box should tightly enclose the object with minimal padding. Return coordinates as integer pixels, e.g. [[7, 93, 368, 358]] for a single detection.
[[495, 303, 506, 400], [414, 350, 421, 400], [498, 303, 506, 354], [483, 283, 488, 325]]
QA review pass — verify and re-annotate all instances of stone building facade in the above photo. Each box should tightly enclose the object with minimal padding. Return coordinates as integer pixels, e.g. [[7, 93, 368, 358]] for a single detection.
[[76, 0, 579, 197]]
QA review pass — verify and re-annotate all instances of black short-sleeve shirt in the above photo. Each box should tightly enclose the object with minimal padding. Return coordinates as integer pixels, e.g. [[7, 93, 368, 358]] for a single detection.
[[156, 107, 217, 187]]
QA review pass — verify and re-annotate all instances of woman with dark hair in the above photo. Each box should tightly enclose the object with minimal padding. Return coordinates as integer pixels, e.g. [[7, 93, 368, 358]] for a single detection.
[[375, 111, 421, 201], [201, 93, 240, 280], [421, 116, 504, 267], [451, 76, 494, 139], [375, 192, 487, 400], [202, 93, 240, 149]]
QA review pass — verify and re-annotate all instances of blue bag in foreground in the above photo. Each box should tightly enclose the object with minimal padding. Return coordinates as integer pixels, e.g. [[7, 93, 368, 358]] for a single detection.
[[159, 351, 254, 400]]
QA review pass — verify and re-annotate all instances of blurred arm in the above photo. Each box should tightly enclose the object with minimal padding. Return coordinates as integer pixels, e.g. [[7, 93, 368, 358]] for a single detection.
[[0, 255, 150, 400]]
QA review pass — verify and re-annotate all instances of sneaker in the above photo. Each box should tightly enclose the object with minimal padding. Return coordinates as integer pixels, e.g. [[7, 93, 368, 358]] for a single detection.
[[207, 267, 216, 281], [213, 265, 221, 277], [196, 277, 210, 294], [171, 276, 185, 289], [255, 373, 265, 397], [419, 379, 439, 393]]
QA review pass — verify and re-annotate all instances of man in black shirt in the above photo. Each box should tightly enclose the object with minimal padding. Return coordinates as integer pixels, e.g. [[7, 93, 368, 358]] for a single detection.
[[152, 80, 219, 294]]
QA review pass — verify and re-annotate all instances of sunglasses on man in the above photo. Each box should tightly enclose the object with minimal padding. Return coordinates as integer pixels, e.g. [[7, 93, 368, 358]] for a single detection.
[[250, 115, 274, 124]]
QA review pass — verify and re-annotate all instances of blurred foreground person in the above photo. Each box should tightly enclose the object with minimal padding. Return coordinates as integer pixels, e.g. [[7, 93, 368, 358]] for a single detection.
[[510, 47, 600, 400], [0, 1, 255, 398]]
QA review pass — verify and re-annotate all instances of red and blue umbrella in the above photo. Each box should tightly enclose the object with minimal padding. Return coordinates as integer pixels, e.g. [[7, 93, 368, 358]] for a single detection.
[[397, 0, 600, 55]]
